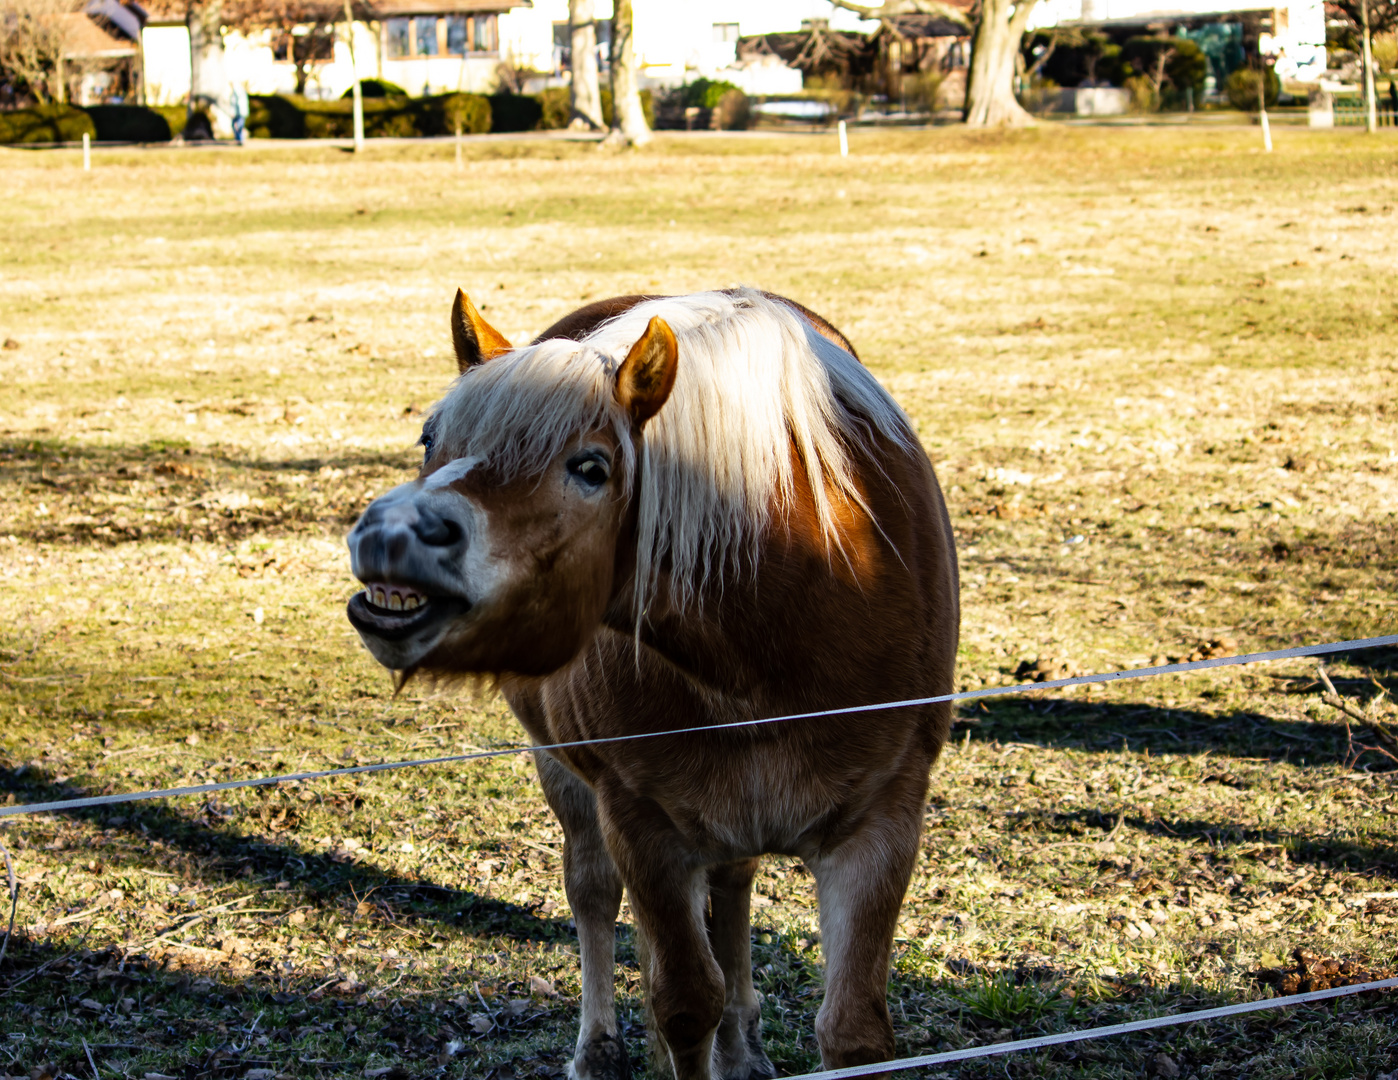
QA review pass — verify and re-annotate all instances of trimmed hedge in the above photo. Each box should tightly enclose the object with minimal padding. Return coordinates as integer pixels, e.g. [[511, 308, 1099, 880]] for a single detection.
[[1226, 67, 1280, 110], [246, 92, 490, 139], [535, 86, 570, 129], [0, 85, 658, 144], [152, 105, 189, 138], [516, 87, 655, 132], [0, 104, 95, 144], [343, 78, 408, 99], [85, 104, 172, 143], [488, 92, 543, 132]]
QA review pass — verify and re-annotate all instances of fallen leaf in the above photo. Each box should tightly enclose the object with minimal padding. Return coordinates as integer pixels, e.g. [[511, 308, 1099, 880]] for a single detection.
[[528, 975, 557, 998]]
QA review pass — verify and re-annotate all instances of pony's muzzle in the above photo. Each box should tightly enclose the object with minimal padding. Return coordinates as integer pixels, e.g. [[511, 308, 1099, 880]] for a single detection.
[[345, 484, 475, 649]]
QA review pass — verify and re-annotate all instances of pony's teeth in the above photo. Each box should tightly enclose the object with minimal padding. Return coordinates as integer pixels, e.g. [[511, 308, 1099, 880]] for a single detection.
[[388, 593, 403, 611]]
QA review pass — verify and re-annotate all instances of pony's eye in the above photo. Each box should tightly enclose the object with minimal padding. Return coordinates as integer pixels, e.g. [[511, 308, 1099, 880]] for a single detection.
[[419, 427, 435, 464], [567, 453, 610, 487]]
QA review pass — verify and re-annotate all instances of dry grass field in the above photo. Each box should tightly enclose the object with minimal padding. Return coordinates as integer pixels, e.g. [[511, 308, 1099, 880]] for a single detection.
[[1, 127, 1396, 1080]]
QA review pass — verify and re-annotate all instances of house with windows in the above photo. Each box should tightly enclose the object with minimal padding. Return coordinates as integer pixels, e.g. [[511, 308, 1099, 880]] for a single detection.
[[132, 1, 871, 114], [1027, 0, 1327, 86], [138, 0, 526, 107]]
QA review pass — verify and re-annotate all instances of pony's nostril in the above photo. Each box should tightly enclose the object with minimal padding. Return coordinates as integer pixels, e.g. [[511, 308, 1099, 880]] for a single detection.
[[413, 508, 463, 547]]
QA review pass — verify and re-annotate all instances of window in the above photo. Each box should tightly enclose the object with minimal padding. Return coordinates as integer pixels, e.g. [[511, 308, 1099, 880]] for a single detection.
[[415, 15, 439, 56], [387, 13, 497, 58], [713, 22, 739, 43], [385, 17, 410, 59], [446, 15, 467, 55], [473, 13, 496, 52]]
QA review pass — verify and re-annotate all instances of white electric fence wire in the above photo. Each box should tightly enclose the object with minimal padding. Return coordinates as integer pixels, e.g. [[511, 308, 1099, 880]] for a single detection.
[[0, 634, 1393, 821], [786, 976, 1398, 1078], [2, 633, 1395, 1069]]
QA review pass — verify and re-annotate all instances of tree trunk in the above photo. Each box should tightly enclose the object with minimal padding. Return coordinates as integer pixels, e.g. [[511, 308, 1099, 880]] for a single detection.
[[604, 0, 651, 146], [568, 0, 604, 130], [343, 0, 363, 152], [187, 0, 232, 137], [964, 0, 1038, 126], [1361, 0, 1378, 132]]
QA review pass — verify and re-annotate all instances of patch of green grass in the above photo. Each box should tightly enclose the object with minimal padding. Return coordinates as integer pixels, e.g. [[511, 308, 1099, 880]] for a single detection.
[[949, 971, 1077, 1028]]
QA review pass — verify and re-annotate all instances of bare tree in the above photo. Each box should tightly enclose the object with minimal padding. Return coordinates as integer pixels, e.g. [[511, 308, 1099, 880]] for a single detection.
[[0, 0, 84, 103], [185, 0, 230, 134], [568, 0, 603, 130], [964, 0, 1039, 126], [232, 0, 339, 95], [833, 0, 1038, 125], [831, 0, 970, 23], [604, 0, 650, 146]]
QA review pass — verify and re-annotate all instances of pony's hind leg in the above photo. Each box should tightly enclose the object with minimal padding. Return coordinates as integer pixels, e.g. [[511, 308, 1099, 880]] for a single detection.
[[707, 859, 776, 1080], [808, 802, 924, 1069], [535, 753, 631, 1080]]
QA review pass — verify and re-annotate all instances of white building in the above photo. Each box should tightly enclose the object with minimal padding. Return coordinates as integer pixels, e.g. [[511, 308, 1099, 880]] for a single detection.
[[136, 0, 873, 111], [1028, 0, 1327, 83]]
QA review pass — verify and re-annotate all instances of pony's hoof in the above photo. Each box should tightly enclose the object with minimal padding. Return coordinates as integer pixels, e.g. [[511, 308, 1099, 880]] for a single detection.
[[713, 1043, 777, 1080], [567, 1032, 631, 1080], [720, 1059, 776, 1080]]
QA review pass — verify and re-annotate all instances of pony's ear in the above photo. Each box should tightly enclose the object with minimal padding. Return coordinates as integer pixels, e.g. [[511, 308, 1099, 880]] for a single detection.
[[451, 288, 512, 372], [615, 316, 678, 427]]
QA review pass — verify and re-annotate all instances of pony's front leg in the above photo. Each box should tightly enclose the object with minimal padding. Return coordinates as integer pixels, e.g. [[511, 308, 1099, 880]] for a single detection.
[[535, 753, 631, 1080], [707, 859, 776, 1080], [808, 805, 923, 1069], [603, 792, 726, 1080]]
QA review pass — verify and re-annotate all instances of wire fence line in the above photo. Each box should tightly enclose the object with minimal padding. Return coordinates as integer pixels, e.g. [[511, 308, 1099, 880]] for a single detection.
[[1, 632, 1395, 1069], [1, 634, 1394, 822], [784, 976, 1398, 1079]]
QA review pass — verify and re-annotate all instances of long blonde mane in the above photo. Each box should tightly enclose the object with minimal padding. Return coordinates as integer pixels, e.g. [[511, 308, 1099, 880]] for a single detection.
[[432, 288, 915, 617]]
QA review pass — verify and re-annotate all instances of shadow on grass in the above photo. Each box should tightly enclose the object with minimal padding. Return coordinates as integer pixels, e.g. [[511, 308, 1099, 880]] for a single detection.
[[963, 686, 1397, 761], [0, 763, 594, 1077], [0, 763, 575, 946], [0, 437, 419, 547]]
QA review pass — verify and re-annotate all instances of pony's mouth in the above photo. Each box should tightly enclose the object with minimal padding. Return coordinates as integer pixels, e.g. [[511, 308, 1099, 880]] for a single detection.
[[347, 582, 469, 641]]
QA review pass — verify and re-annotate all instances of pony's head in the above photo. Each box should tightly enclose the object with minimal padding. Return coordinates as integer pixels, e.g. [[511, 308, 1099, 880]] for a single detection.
[[346, 289, 677, 678]]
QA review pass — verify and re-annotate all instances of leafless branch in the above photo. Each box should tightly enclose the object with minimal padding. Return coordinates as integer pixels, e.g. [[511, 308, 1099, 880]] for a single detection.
[[0, 832, 16, 970]]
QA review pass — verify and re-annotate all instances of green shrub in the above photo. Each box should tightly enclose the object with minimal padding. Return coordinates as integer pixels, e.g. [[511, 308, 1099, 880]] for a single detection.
[[713, 88, 749, 129], [0, 104, 95, 145], [679, 77, 739, 110], [1226, 67, 1280, 110], [248, 95, 305, 138], [1165, 39, 1209, 97], [488, 92, 542, 132], [431, 92, 491, 136], [152, 105, 189, 138], [535, 86, 570, 129], [83, 105, 172, 142], [599, 87, 655, 129], [246, 93, 490, 139], [344, 78, 407, 99], [1123, 74, 1159, 112]]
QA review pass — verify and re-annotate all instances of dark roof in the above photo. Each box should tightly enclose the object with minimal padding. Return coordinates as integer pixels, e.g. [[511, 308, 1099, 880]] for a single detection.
[[879, 13, 970, 37]]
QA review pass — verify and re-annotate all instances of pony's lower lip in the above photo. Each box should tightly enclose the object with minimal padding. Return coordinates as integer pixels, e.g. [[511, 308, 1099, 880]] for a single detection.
[[346, 591, 468, 642]]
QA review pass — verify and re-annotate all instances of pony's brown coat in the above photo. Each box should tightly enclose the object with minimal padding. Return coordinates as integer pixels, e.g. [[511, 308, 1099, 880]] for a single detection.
[[347, 291, 958, 1080]]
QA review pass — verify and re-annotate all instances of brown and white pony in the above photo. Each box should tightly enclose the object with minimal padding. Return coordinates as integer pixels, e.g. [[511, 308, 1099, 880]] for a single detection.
[[346, 288, 959, 1080]]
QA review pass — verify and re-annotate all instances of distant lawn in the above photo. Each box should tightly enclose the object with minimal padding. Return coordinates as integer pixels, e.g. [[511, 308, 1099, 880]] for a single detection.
[[0, 127, 1395, 1080]]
